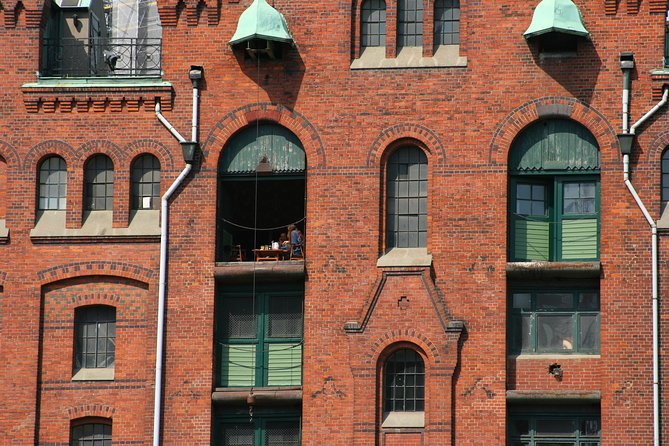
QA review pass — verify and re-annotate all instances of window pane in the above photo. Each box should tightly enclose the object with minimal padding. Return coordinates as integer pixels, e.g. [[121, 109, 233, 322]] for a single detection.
[[265, 420, 300, 446], [131, 154, 160, 210], [39, 156, 67, 210], [536, 293, 573, 309], [513, 293, 531, 309], [74, 306, 116, 371], [222, 296, 257, 339], [267, 296, 303, 338], [222, 424, 254, 446], [578, 315, 599, 351], [537, 315, 574, 351], [536, 419, 576, 435]]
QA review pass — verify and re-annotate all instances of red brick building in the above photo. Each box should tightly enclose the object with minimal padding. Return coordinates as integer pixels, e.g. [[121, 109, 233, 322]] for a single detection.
[[1, 0, 669, 444]]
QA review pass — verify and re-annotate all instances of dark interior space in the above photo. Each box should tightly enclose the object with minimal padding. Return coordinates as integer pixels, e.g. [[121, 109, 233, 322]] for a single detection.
[[217, 175, 305, 261]]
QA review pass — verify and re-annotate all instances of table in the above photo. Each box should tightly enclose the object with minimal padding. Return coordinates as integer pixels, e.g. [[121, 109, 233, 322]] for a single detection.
[[253, 249, 287, 261]]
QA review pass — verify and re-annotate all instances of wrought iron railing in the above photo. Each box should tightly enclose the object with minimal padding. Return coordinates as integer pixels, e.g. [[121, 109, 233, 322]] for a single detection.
[[40, 37, 162, 78]]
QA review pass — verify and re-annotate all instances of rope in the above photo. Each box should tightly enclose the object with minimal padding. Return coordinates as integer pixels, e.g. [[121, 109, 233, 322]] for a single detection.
[[220, 216, 306, 231]]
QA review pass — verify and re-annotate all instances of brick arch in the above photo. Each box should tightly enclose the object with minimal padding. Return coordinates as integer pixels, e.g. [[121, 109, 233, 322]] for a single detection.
[[202, 102, 326, 170], [367, 331, 440, 365], [488, 96, 619, 166], [76, 140, 126, 168], [367, 123, 446, 167], [0, 140, 20, 167], [36, 261, 154, 287], [66, 403, 116, 420], [646, 129, 669, 162], [23, 140, 76, 171], [123, 139, 175, 172]]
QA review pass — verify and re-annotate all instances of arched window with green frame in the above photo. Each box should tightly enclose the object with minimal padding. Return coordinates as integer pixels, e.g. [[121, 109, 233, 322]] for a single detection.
[[508, 119, 600, 262]]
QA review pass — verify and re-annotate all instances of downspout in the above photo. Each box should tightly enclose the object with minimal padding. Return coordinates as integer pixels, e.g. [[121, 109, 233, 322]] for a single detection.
[[620, 52, 667, 446], [152, 66, 203, 446]]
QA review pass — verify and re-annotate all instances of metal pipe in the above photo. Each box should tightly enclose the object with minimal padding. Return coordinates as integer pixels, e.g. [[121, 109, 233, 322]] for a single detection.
[[155, 102, 186, 143], [623, 69, 631, 132], [152, 73, 201, 446], [153, 162, 191, 446], [622, 86, 667, 446]]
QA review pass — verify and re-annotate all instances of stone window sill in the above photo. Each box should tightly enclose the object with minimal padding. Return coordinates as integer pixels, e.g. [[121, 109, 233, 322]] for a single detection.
[[30, 210, 160, 243], [506, 261, 600, 279], [351, 46, 466, 70], [377, 248, 432, 267], [72, 367, 114, 381], [509, 353, 600, 360], [21, 78, 173, 113], [382, 411, 425, 428]]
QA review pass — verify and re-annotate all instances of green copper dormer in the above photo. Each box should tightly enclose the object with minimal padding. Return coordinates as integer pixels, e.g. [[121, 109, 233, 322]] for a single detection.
[[229, 0, 294, 46], [524, 0, 590, 40]]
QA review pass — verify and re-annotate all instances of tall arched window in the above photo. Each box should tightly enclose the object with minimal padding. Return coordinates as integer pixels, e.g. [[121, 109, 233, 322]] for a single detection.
[[0, 156, 6, 220], [84, 155, 114, 211], [434, 0, 460, 45], [70, 417, 112, 446], [361, 0, 387, 49], [661, 149, 669, 213], [508, 119, 600, 262], [386, 146, 428, 250], [398, 0, 423, 48], [382, 348, 425, 428], [38, 156, 67, 210], [131, 154, 160, 210]]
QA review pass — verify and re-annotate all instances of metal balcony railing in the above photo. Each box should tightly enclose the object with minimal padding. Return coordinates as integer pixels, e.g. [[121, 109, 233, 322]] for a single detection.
[[40, 37, 162, 78]]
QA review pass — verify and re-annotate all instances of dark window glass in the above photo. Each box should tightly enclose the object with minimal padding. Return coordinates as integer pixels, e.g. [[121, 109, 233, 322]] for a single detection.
[[361, 0, 386, 48], [434, 0, 460, 45], [398, 0, 423, 47], [131, 154, 160, 210], [384, 348, 425, 412], [509, 290, 599, 354], [84, 155, 114, 211], [507, 407, 600, 446], [219, 418, 300, 446], [386, 147, 428, 249], [39, 156, 67, 210], [222, 423, 254, 446], [70, 420, 112, 446], [74, 306, 116, 370], [265, 420, 301, 446]]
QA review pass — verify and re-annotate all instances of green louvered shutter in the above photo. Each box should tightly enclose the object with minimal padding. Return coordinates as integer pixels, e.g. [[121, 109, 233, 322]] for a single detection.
[[220, 344, 256, 387], [266, 343, 302, 386], [514, 220, 550, 261], [560, 219, 598, 259]]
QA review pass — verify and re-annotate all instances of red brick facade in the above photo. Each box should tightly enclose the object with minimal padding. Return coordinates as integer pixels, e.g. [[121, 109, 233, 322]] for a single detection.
[[1, 0, 669, 445]]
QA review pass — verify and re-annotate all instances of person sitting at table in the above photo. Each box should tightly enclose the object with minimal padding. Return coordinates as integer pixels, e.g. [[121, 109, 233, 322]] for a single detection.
[[279, 232, 290, 250], [289, 225, 304, 258]]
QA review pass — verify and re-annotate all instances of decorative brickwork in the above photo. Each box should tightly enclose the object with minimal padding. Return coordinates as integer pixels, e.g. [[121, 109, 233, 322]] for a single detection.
[[36, 261, 154, 285], [627, 0, 640, 14], [22, 86, 173, 113], [66, 403, 116, 420], [367, 123, 446, 167], [604, 0, 618, 15], [649, 0, 667, 13]]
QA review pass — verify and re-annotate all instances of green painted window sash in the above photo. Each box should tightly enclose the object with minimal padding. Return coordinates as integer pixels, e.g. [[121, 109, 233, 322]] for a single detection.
[[508, 289, 600, 355], [215, 414, 301, 446], [218, 288, 303, 387], [508, 412, 600, 445], [509, 176, 599, 262]]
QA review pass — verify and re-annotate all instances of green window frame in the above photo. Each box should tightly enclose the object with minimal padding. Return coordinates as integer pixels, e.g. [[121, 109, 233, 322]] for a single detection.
[[217, 285, 303, 387], [216, 413, 301, 446], [508, 406, 600, 446], [509, 176, 599, 262], [508, 288, 599, 355]]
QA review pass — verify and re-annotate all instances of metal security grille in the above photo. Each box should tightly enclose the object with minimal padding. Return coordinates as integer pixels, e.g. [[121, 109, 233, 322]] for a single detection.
[[222, 423, 254, 446], [386, 147, 428, 249], [70, 422, 112, 446], [74, 306, 116, 369], [384, 349, 425, 412], [84, 155, 114, 211], [223, 296, 258, 339], [38, 156, 67, 210], [361, 0, 386, 48], [267, 297, 303, 338], [131, 154, 160, 210], [434, 0, 460, 45], [508, 409, 601, 445], [397, 0, 423, 47], [265, 421, 300, 446]]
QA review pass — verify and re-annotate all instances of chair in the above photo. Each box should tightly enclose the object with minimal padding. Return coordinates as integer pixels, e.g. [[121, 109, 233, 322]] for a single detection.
[[230, 245, 245, 262], [290, 242, 304, 260]]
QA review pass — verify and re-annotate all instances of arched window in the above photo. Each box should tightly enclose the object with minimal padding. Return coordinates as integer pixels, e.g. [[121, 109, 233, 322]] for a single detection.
[[508, 119, 600, 262], [434, 0, 460, 45], [381, 348, 425, 429], [74, 305, 116, 373], [38, 156, 67, 211], [386, 146, 428, 250], [70, 418, 112, 446], [361, 0, 386, 49], [398, 0, 423, 48], [84, 155, 114, 211], [131, 154, 160, 210], [661, 149, 669, 213]]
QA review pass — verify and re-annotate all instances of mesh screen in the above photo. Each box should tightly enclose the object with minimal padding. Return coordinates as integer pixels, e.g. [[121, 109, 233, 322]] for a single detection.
[[265, 421, 300, 446], [222, 424, 254, 446], [223, 296, 257, 339], [267, 297, 303, 338]]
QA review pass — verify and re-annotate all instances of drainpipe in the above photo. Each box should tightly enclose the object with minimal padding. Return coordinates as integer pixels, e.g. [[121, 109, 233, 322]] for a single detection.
[[620, 52, 667, 446], [152, 66, 203, 446]]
